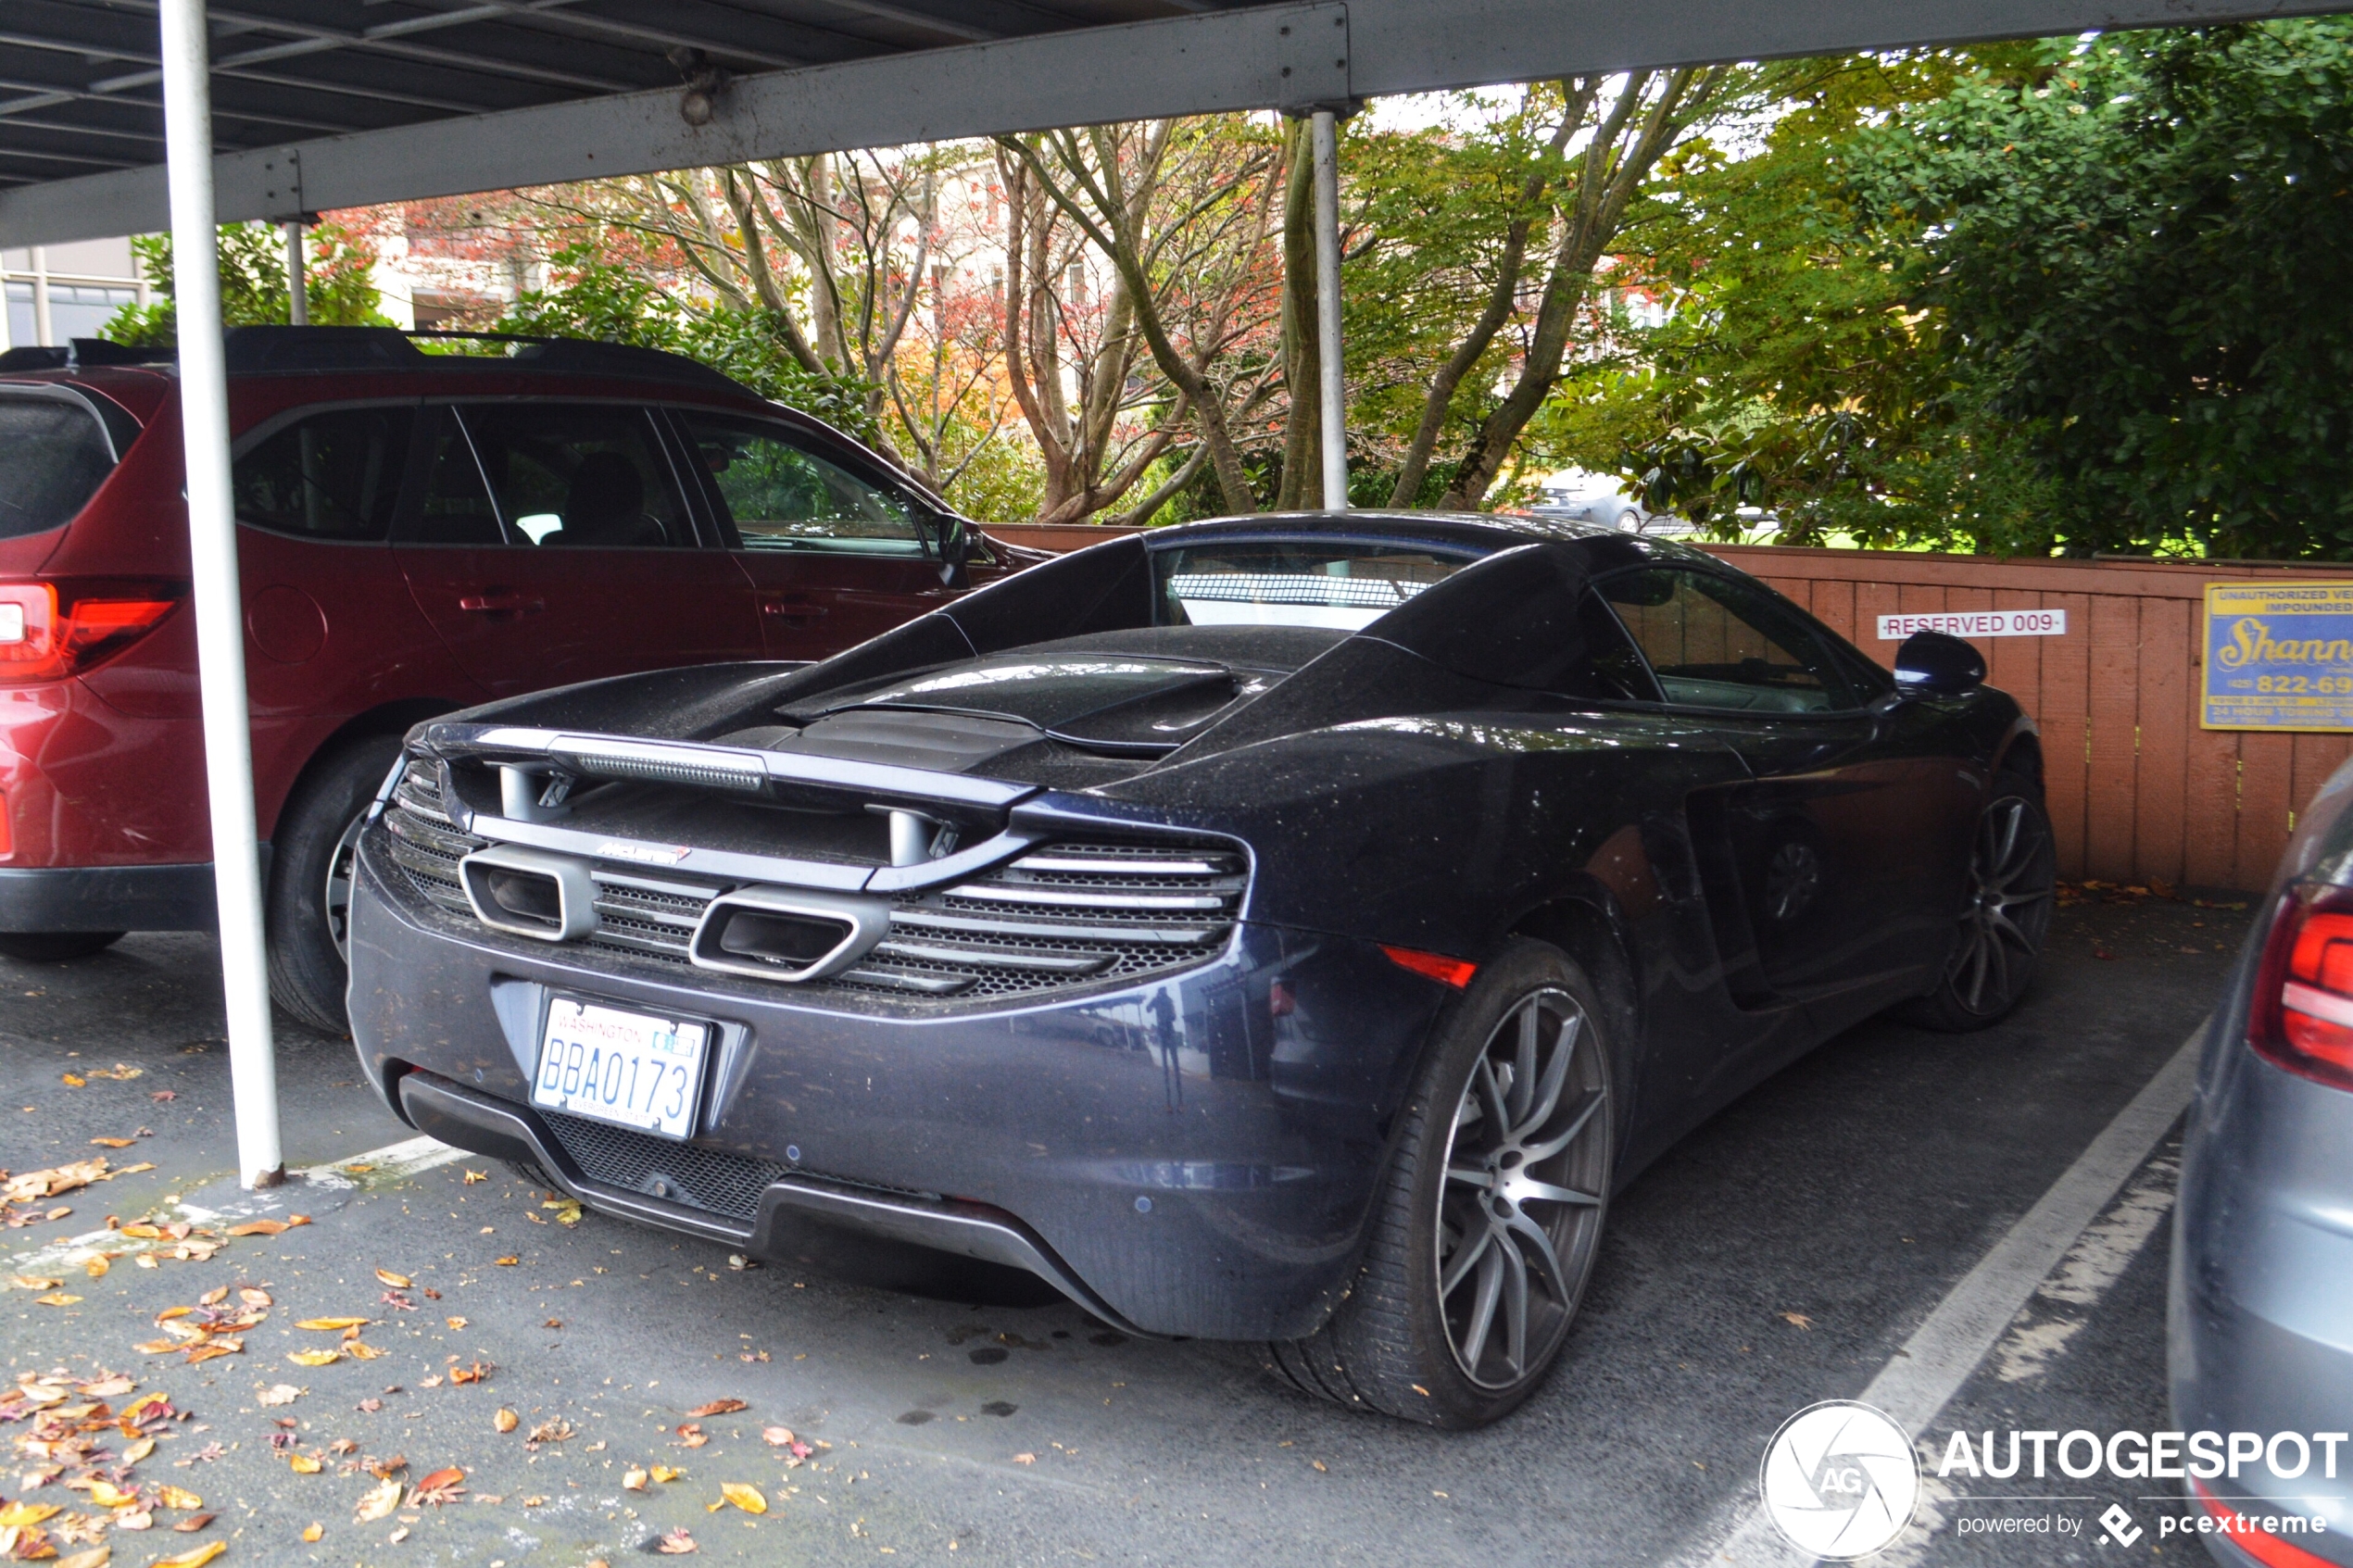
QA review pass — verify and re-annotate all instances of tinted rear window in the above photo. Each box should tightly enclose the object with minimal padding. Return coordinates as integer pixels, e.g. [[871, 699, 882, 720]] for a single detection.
[[0, 395, 118, 539]]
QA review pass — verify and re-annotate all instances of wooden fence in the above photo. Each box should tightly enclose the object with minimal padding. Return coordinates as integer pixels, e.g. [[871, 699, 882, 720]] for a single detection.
[[981, 522, 2353, 891], [1707, 546, 2353, 893]]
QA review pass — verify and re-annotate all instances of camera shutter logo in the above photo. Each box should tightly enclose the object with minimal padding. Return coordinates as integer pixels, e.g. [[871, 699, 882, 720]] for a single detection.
[[1758, 1400, 1920, 1560]]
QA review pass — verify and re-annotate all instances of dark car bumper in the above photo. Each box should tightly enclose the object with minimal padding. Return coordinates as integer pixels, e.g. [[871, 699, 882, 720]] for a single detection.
[[2170, 1034, 2353, 1565], [0, 860, 233, 933], [346, 839, 1450, 1341]]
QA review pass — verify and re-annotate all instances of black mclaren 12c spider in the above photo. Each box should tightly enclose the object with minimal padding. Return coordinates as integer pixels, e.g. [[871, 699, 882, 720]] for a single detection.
[[348, 511, 2054, 1427]]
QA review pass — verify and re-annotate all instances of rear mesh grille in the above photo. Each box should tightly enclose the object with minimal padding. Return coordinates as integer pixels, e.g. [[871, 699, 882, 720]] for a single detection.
[[373, 759, 1245, 1005], [540, 1110, 786, 1225], [537, 1108, 940, 1224]]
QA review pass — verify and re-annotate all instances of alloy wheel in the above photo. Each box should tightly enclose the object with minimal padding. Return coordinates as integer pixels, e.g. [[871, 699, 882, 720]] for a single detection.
[[1434, 988, 1611, 1390], [322, 809, 370, 965], [1945, 795, 2055, 1015]]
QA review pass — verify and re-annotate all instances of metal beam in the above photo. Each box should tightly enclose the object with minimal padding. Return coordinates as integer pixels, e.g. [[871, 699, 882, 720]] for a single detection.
[[6, 0, 2351, 245]]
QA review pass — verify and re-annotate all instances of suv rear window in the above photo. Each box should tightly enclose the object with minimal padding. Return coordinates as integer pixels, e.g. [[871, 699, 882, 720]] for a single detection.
[[0, 392, 120, 540]]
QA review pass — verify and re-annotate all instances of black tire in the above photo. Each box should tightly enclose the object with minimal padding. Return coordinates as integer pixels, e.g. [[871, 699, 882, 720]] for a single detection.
[[267, 734, 403, 1035], [1902, 769, 2057, 1032], [0, 931, 126, 962], [1265, 938, 1616, 1428]]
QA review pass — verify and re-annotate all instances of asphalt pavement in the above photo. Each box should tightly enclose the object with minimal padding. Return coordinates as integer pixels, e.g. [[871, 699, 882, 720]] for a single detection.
[[0, 884, 2253, 1567]]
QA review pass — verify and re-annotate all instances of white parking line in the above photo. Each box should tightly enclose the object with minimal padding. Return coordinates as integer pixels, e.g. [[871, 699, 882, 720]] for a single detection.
[[5, 1135, 465, 1276], [1680, 1019, 2208, 1566]]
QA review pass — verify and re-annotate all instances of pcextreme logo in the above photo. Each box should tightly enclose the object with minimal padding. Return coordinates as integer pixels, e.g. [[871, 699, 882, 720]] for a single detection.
[[1758, 1400, 1920, 1560]]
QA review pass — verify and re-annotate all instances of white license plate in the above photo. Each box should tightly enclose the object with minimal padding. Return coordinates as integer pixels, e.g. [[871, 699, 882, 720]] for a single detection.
[[531, 997, 711, 1140]]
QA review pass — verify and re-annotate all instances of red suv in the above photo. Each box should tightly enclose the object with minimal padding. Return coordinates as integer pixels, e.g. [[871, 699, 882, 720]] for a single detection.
[[0, 326, 1036, 1029]]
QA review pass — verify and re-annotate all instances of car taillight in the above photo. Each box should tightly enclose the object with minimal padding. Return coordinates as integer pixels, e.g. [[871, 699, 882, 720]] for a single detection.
[[2248, 882, 2353, 1092], [0, 580, 182, 686]]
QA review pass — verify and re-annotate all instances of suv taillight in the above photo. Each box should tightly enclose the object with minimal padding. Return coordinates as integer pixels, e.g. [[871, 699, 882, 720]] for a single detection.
[[0, 579, 182, 686], [2248, 883, 2353, 1092]]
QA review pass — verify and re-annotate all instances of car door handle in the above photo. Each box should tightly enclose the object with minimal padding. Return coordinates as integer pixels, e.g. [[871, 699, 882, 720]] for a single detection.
[[457, 591, 546, 616], [759, 593, 829, 627]]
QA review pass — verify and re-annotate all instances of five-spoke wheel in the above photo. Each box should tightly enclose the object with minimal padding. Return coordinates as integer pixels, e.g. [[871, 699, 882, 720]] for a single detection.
[[1436, 988, 1611, 1388], [1908, 772, 2055, 1030]]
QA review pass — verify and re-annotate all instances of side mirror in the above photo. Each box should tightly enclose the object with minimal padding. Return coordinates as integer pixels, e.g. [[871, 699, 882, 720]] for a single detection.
[[1893, 630, 1986, 697]]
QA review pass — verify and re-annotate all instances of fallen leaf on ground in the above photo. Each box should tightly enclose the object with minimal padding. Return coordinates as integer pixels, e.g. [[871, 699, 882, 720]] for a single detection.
[[89, 1137, 136, 1148], [34, 1291, 82, 1306], [182, 1343, 239, 1365], [446, 1316, 467, 1331], [301, 1522, 322, 1542], [296, 1317, 368, 1332], [462, 1169, 486, 1184], [118, 1508, 156, 1529], [354, 1478, 401, 1523], [656, 1527, 697, 1554], [343, 1341, 385, 1361], [238, 1288, 270, 1308], [287, 1349, 339, 1368], [89, 1063, 144, 1080], [172, 1513, 214, 1533], [1780, 1312, 1813, 1331], [372, 1267, 411, 1288], [123, 1437, 156, 1463], [82, 1254, 110, 1277], [1013, 1453, 1035, 1464], [409, 1467, 465, 1506], [673, 1424, 707, 1449], [648, 1465, 683, 1484], [12, 1274, 63, 1290], [56, 1548, 109, 1568], [120, 1223, 164, 1239], [288, 1453, 322, 1474], [224, 1220, 289, 1236], [62, 1073, 85, 1086], [155, 1487, 200, 1512], [148, 1543, 226, 1568], [493, 1409, 517, 1434], [718, 1483, 765, 1515], [761, 1426, 794, 1447], [448, 1361, 493, 1385], [542, 1318, 561, 1330], [257, 1384, 303, 1407], [621, 1467, 648, 1491], [685, 1399, 747, 1419], [494, 1256, 519, 1266], [151, 1090, 176, 1102], [0, 1502, 63, 1526], [419, 1375, 443, 1389], [388, 1525, 410, 1543]]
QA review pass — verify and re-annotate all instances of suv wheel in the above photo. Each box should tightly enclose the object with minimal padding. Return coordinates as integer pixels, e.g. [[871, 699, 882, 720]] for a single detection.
[[268, 734, 402, 1035], [1264, 938, 1616, 1427]]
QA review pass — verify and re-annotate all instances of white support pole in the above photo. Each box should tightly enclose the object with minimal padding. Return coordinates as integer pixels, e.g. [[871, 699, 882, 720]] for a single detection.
[[282, 219, 307, 325], [31, 245, 53, 346], [1311, 108, 1346, 512], [160, 0, 283, 1188]]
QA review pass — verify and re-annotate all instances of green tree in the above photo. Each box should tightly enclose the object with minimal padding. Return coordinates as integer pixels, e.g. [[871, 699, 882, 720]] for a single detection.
[[102, 221, 392, 345], [1853, 20, 2353, 558]]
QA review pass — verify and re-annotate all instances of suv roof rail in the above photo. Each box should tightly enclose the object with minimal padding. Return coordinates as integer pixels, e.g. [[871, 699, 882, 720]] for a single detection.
[[1, 326, 753, 398], [222, 325, 752, 395], [0, 339, 178, 372]]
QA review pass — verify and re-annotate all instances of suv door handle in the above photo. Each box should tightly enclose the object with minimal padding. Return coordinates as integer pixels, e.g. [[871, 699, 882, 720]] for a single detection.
[[457, 591, 546, 615], [759, 592, 829, 628]]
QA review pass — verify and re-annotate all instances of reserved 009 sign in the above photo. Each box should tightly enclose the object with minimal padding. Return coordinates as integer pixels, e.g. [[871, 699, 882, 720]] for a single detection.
[[1875, 608, 2067, 640]]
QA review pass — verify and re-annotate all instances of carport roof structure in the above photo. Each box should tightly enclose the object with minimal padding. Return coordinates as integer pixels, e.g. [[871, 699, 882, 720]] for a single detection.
[[6, 0, 2347, 245], [0, 0, 2339, 1191]]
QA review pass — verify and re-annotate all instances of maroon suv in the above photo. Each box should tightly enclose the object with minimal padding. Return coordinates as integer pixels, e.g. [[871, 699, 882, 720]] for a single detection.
[[0, 326, 1035, 1029]]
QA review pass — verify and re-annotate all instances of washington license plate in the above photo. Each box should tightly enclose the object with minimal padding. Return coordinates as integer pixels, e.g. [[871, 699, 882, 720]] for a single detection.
[[532, 997, 711, 1140]]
